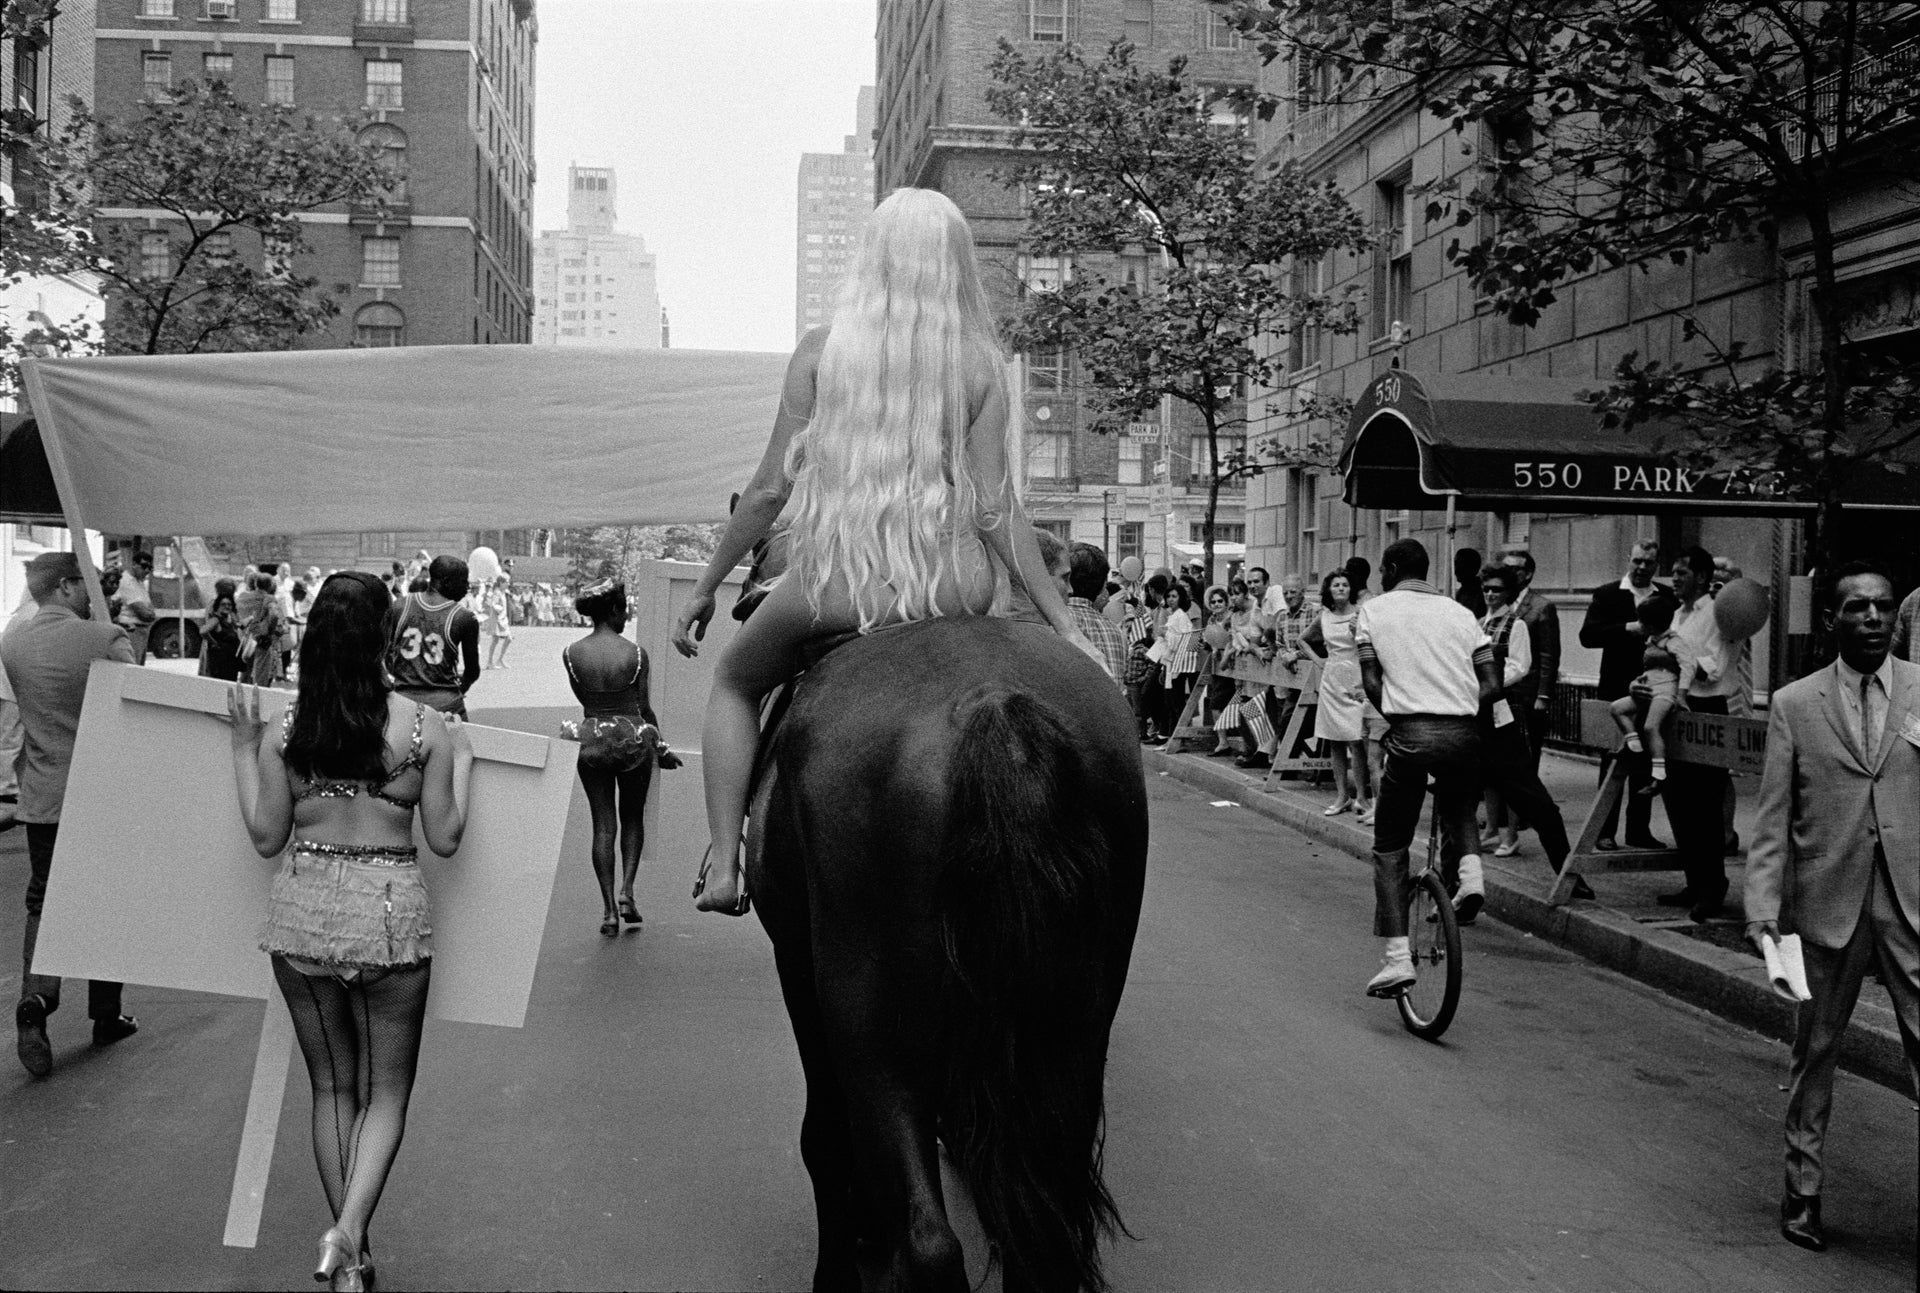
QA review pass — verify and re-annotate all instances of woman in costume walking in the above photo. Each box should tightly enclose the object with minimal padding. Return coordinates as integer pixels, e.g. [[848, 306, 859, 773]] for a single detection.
[[671, 187, 1102, 913], [563, 577, 681, 935], [229, 571, 474, 1291]]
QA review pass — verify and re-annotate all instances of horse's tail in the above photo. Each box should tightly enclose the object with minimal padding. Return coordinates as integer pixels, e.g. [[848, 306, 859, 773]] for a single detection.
[[938, 686, 1126, 1293]]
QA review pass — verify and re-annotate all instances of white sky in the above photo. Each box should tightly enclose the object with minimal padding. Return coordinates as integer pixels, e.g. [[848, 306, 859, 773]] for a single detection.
[[532, 1, 876, 355]]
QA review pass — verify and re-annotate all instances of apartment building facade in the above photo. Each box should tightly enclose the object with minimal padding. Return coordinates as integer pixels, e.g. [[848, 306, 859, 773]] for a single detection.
[[532, 165, 663, 348], [1242, 40, 1920, 697], [875, 0, 1260, 569], [796, 87, 876, 341]]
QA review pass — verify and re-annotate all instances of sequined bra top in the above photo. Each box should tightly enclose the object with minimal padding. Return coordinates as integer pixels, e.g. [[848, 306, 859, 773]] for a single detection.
[[284, 703, 428, 810]]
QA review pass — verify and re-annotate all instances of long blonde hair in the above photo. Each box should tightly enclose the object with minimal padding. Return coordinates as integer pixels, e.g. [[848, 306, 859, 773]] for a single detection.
[[784, 188, 1012, 631]]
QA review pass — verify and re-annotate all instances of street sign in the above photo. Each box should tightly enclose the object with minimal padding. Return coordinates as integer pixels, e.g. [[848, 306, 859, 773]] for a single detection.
[[1126, 422, 1160, 440], [1148, 481, 1172, 516]]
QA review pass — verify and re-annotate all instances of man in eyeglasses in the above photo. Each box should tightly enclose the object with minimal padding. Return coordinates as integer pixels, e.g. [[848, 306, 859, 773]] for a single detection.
[[1, 553, 139, 1078]]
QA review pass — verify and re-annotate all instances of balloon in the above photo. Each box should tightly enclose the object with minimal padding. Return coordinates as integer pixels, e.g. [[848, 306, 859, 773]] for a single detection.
[[1118, 556, 1144, 582], [467, 546, 501, 586], [1713, 576, 1770, 641], [1202, 622, 1232, 651]]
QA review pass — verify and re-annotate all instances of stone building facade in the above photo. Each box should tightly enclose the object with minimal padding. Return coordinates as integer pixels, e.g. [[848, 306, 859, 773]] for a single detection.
[[1242, 45, 1920, 698], [875, 0, 1260, 570]]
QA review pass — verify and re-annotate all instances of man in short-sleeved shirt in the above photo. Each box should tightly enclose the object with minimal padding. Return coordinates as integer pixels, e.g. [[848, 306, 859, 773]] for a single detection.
[[1354, 539, 1500, 998], [1065, 543, 1126, 686], [3, 553, 138, 1076]]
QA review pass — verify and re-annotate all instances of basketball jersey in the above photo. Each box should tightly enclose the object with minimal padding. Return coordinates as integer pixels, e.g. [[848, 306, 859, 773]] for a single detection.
[[387, 594, 464, 692]]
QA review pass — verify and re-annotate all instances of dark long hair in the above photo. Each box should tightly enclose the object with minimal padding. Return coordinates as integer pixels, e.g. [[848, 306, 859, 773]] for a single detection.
[[283, 571, 394, 781]]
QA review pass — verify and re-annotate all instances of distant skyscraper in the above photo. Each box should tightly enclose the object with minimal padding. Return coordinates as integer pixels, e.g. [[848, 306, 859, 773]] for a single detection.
[[532, 165, 663, 347], [795, 86, 875, 339]]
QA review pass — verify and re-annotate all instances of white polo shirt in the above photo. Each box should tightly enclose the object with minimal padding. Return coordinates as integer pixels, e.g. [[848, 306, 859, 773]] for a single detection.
[[1354, 579, 1492, 717]]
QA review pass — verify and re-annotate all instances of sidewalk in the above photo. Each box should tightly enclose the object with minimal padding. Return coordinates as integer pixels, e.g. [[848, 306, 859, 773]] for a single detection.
[[1149, 742, 1914, 1095]]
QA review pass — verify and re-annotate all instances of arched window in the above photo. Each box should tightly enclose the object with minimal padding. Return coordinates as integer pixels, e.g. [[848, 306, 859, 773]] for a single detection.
[[353, 301, 405, 348], [357, 123, 408, 203]]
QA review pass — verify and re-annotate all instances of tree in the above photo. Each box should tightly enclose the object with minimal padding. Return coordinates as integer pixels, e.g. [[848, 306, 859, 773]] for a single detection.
[[1229, 0, 1920, 567], [31, 78, 393, 358], [564, 524, 723, 587], [1, 0, 100, 397], [986, 39, 1369, 581]]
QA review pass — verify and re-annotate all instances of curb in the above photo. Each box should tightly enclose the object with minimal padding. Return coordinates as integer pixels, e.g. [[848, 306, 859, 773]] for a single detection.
[[1147, 749, 1912, 1095]]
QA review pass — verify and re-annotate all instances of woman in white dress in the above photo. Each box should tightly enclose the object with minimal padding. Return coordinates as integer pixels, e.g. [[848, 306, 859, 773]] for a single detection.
[[1302, 570, 1371, 817]]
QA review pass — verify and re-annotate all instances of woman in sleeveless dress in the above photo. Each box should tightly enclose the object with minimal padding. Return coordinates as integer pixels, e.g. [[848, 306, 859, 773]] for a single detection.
[[228, 572, 474, 1291], [1303, 569, 1372, 818], [670, 188, 1103, 914], [563, 578, 680, 935]]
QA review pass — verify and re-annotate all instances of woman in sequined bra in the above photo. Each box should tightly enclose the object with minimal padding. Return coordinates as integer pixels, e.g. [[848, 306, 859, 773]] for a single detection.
[[229, 570, 474, 1292]]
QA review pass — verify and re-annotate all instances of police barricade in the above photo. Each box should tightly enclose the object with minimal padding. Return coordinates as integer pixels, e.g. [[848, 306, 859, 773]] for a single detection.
[[1164, 648, 1327, 786], [1549, 698, 1767, 906]]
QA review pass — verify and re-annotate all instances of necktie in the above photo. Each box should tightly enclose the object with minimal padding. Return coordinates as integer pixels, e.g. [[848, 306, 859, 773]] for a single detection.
[[1860, 672, 1878, 762]]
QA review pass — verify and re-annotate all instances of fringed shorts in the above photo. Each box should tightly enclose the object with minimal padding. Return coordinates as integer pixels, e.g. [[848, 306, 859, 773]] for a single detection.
[[260, 841, 432, 972]]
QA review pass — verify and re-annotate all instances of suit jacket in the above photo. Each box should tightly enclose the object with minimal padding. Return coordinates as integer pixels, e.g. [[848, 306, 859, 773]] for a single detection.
[[0, 603, 135, 825], [1745, 658, 1920, 950], [1508, 587, 1560, 710], [1580, 582, 1650, 700]]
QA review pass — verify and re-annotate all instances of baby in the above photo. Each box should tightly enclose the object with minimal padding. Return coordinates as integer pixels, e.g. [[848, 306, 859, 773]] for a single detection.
[[1609, 595, 1693, 794]]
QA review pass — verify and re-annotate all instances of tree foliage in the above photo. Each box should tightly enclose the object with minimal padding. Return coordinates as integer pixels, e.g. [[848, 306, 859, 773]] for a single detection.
[[564, 525, 723, 587], [18, 79, 392, 364], [1228, 0, 1920, 560], [986, 38, 1369, 579]]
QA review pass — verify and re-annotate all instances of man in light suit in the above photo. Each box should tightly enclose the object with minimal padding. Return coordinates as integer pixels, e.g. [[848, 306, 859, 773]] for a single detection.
[[1745, 562, 1920, 1252]]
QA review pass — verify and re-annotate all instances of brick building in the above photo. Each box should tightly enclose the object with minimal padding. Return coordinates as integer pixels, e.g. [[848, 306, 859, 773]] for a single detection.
[[795, 86, 875, 341], [1242, 42, 1920, 700], [875, 0, 1260, 569], [86, 0, 539, 571], [532, 165, 663, 348]]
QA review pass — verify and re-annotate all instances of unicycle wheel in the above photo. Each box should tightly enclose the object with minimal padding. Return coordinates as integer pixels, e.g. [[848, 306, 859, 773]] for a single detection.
[[1396, 869, 1462, 1041]]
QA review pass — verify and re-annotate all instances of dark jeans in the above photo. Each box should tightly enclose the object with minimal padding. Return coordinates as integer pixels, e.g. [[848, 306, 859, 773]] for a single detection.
[[1661, 695, 1730, 901], [21, 823, 123, 1019], [1482, 715, 1571, 872], [1371, 715, 1483, 937]]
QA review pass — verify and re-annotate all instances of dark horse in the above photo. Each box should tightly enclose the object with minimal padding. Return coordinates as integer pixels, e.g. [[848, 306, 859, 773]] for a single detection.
[[748, 615, 1148, 1292]]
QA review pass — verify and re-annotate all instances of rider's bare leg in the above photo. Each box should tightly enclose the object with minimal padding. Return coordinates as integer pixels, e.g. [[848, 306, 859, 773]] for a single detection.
[[699, 551, 995, 914]]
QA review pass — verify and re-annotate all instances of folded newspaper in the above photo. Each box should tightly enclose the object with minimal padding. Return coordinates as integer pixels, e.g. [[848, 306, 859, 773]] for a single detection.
[[1762, 933, 1813, 1003]]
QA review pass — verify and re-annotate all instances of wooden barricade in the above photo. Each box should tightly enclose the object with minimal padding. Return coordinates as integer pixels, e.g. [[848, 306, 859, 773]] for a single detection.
[[1162, 649, 1327, 785], [1548, 699, 1768, 906]]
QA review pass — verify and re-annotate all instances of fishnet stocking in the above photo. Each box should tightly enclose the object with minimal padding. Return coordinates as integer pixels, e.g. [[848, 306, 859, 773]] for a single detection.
[[272, 956, 432, 1248]]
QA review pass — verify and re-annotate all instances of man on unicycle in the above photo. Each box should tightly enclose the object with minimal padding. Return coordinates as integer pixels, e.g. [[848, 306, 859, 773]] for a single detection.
[[1355, 539, 1503, 997]]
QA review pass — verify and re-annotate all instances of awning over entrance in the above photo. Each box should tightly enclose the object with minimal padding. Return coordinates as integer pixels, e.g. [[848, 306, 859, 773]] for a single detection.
[[0, 412, 64, 524], [1336, 370, 1920, 515]]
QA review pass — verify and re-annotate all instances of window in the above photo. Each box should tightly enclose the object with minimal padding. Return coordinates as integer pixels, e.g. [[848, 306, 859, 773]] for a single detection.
[[1029, 0, 1074, 43], [1205, 11, 1242, 51], [1026, 347, 1066, 391], [1288, 255, 1328, 372], [1372, 174, 1413, 341], [1186, 433, 1247, 481], [360, 236, 400, 285], [140, 0, 176, 15], [358, 123, 407, 202], [265, 0, 298, 18], [353, 302, 405, 347], [202, 52, 233, 83], [1116, 521, 1144, 566], [1118, 435, 1145, 485], [361, 0, 408, 21], [140, 232, 172, 279], [1019, 253, 1065, 293], [1034, 519, 1074, 544], [1123, 0, 1152, 46], [365, 60, 403, 110], [1025, 429, 1071, 481], [202, 230, 234, 267], [255, 54, 298, 104], [263, 235, 293, 276], [142, 52, 172, 99], [1190, 522, 1246, 544]]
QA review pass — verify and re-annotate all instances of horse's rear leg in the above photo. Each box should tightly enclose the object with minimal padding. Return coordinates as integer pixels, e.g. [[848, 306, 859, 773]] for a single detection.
[[769, 937, 862, 1292], [837, 1064, 968, 1293]]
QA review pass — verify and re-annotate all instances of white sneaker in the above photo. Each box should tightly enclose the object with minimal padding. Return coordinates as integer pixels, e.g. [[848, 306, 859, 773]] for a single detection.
[[1454, 853, 1486, 924], [1365, 938, 1416, 997]]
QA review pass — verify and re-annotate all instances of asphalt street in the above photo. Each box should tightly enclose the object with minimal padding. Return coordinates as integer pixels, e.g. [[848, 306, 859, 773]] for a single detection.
[[2, 630, 1914, 1290]]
